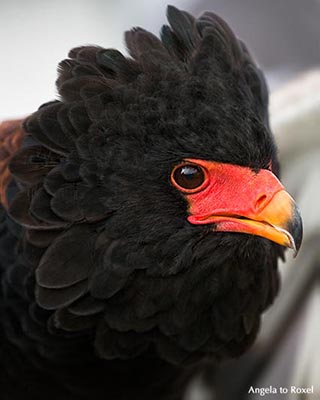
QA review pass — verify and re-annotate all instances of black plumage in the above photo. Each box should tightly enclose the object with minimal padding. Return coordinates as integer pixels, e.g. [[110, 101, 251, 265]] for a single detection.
[[0, 6, 298, 400]]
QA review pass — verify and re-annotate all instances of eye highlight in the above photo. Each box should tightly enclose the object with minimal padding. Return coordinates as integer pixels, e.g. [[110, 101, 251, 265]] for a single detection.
[[171, 163, 208, 193]]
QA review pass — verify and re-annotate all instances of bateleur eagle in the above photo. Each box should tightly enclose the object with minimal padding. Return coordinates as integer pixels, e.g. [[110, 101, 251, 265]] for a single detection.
[[0, 5, 302, 400]]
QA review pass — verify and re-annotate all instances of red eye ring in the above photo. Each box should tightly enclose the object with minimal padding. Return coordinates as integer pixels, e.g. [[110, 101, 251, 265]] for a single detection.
[[170, 162, 209, 194]]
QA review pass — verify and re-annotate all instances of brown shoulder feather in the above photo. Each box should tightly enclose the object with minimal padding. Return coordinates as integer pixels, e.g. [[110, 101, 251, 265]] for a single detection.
[[0, 119, 26, 208]]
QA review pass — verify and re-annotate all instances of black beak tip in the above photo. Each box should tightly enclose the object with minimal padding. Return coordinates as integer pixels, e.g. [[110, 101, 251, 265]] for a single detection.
[[289, 205, 303, 257]]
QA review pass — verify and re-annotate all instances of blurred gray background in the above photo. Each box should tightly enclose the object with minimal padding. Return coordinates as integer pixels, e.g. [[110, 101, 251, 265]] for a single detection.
[[0, 0, 320, 119]]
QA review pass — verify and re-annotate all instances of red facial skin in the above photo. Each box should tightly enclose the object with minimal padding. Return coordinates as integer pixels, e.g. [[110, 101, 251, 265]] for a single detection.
[[171, 159, 302, 254]]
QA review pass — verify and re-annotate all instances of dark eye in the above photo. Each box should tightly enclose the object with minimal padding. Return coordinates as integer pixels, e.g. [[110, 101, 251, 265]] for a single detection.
[[171, 164, 206, 192]]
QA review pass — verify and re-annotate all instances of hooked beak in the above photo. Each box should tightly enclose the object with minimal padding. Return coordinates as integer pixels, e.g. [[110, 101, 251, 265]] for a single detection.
[[185, 159, 303, 256]]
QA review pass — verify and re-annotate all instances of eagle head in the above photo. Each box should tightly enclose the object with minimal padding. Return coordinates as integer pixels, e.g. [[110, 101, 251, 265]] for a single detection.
[[8, 5, 302, 365]]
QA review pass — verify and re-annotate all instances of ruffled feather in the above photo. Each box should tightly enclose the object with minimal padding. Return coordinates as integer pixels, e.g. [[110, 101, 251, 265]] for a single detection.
[[36, 226, 96, 289], [36, 280, 88, 310], [9, 145, 60, 186]]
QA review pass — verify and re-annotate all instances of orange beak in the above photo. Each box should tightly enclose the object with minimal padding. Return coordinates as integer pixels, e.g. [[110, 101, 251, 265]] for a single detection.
[[185, 159, 303, 255]]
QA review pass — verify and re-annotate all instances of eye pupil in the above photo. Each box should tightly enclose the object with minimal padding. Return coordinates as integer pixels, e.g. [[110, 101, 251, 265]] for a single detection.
[[173, 164, 205, 190]]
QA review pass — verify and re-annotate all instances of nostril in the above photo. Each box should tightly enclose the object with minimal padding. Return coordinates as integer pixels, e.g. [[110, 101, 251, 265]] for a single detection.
[[256, 194, 268, 210]]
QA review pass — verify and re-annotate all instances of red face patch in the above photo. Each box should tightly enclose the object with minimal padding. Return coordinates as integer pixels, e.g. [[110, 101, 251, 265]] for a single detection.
[[171, 158, 302, 254]]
